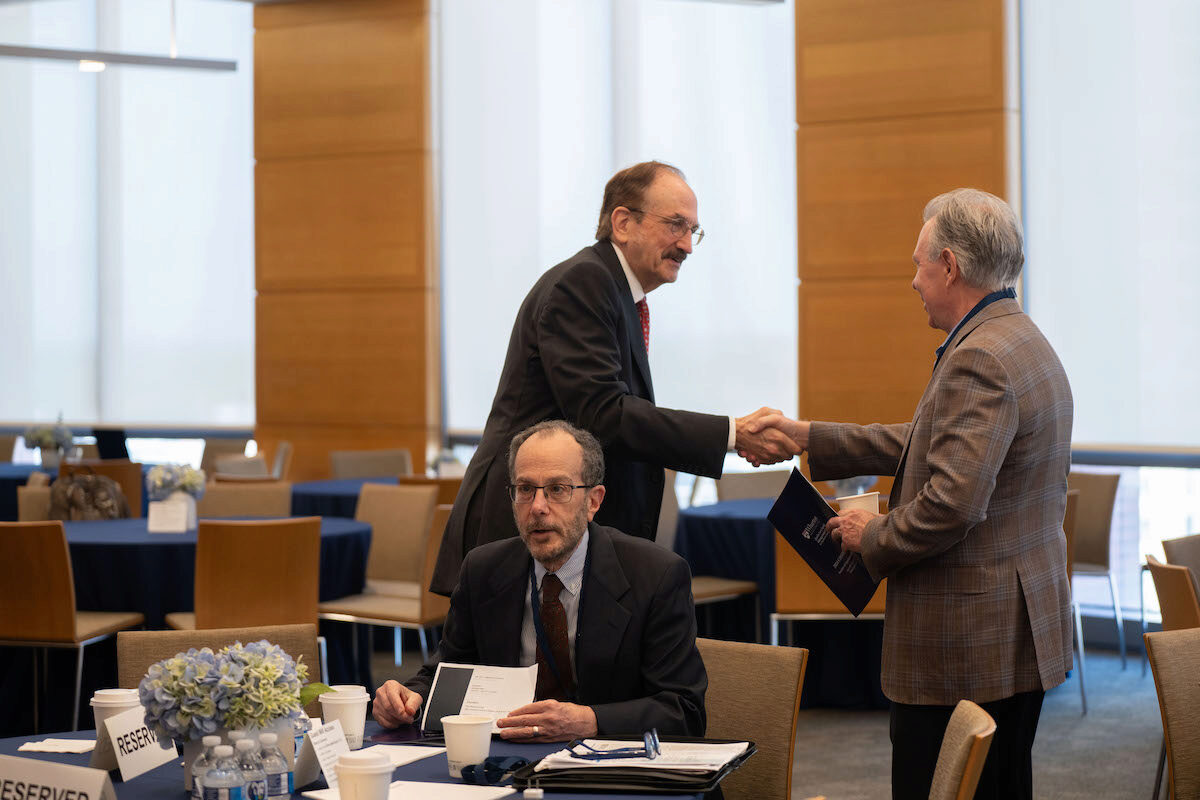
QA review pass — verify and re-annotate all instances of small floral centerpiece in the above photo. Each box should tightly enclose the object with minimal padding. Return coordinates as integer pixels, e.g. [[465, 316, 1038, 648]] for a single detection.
[[146, 464, 207, 501], [23, 420, 74, 451]]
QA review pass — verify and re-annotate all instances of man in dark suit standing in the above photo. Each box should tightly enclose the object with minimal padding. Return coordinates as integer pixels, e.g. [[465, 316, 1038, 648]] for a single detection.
[[431, 161, 794, 595], [749, 189, 1073, 799], [375, 420, 707, 739]]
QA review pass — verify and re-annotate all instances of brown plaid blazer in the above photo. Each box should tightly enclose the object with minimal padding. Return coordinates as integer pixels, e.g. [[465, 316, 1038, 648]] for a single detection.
[[808, 298, 1074, 705]]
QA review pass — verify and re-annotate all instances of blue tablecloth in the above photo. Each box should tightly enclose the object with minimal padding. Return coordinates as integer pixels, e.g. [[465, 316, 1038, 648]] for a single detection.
[[675, 499, 887, 711], [0, 463, 41, 520], [0, 726, 703, 800], [0, 517, 371, 737], [291, 476, 398, 518]]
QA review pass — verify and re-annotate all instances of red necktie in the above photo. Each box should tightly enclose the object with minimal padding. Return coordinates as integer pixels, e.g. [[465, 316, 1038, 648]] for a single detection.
[[636, 299, 650, 353], [534, 573, 574, 701]]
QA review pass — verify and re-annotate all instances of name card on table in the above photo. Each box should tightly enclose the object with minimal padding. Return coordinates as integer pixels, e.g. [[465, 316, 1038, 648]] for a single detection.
[[306, 719, 350, 788], [0, 753, 117, 800], [94, 705, 176, 781], [146, 501, 189, 533]]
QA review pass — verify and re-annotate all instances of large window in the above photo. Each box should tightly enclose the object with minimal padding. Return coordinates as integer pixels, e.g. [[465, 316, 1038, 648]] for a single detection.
[[0, 0, 254, 427]]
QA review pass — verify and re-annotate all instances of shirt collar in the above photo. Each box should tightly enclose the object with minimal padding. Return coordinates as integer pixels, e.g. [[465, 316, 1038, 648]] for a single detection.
[[935, 286, 1017, 364], [611, 242, 645, 304], [533, 527, 589, 597]]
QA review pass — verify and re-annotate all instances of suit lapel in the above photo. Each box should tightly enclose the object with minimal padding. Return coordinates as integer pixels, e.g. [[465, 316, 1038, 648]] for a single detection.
[[476, 543, 531, 667], [595, 241, 655, 402], [574, 525, 632, 698]]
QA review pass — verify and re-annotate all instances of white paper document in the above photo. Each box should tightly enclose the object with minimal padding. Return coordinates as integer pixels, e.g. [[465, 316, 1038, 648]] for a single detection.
[[534, 740, 750, 772], [19, 739, 96, 754], [357, 744, 445, 767], [420, 663, 537, 733], [302, 780, 514, 800]]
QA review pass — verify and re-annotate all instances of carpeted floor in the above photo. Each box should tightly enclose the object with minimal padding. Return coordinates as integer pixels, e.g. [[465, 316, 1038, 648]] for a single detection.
[[374, 642, 1163, 799]]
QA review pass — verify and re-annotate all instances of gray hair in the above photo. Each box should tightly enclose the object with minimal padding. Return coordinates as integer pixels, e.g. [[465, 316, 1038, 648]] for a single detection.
[[922, 188, 1024, 291], [507, 420, 605, 486]]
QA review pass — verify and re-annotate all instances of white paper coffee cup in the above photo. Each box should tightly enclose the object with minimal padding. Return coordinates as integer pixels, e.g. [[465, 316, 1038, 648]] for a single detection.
[[441, 714, 492, 779], [334, 750, 393, 800], [836, 491, 880, 514], [319, 689, 370, 749], [90, 688, 142, 732]]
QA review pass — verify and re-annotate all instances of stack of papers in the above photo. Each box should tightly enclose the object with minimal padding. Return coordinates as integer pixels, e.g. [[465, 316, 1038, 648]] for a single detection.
[[18, 739, 96, 754], [534, 740, 750, 772], [357, 745, 446, 767]]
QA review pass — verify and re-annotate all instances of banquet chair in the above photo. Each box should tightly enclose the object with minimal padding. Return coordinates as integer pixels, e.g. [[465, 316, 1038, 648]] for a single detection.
[[771, 530, 886, 645], [1145, 628, 1200, 800], [1067, 471, 1125, 668], [1162, 533, 1200, 596], [117, 623, 323, 718], [319, 498, 451, 680], [0, 433, 16, 461], [27, 471, 50, 487], [199, 438, 250, 477], [927, 700, 997, 800], [1146, 554, 1200, 799], [17, 485, 51, 521], [196, 481, 293, 518], [696, 638, 807, 800], [0, 521, 144, 731], [398, 474, 462, 505], [1061, 488, 1086, 713], [716, 469, 791, 502], [59, 459, 144, 519], [330, 448, 413, 479], [271, 440, 293, 480], [213, 454, 271, 478]]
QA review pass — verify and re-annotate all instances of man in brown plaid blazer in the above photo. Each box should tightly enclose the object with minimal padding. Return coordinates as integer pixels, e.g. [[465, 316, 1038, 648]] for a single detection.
[[750, 189, 1073, 799]]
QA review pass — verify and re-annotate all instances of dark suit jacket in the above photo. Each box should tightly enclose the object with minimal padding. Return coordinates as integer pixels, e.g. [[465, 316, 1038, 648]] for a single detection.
[[406, 523, 707, 737], [431, 239, 729, 594], [808, 298, 1074, 706]]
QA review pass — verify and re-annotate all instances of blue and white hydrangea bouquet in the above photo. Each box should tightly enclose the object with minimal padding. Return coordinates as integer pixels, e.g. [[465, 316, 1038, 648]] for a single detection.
[[23, 419, 73, 450], [139, 640, 327, 741], [145, 463, 207, 501]]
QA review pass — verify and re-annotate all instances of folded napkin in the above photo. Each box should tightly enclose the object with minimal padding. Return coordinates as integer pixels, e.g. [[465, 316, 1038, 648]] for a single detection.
[[19, 739, 96, 754]]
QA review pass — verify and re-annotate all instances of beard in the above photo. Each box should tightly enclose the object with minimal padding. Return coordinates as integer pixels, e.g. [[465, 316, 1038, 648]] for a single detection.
[[516, 503, 589, 567]]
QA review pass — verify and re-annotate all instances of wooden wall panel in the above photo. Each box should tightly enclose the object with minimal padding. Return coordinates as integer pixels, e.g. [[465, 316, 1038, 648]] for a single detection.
[[799, 113, 1009, 281], [796, 0, 1007, 123], [255, 0, 437, 480], [256, 153, 427, 290]]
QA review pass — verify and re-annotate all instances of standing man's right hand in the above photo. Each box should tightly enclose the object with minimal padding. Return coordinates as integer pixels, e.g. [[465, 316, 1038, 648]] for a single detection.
[[741, 413, 811, 466], [372, 680, 424, 727]]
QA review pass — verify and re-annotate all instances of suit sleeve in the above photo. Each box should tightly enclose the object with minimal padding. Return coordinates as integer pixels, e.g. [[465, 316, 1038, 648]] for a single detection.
[[808, 421, 910, 480], [403, 552, 481, 702], [536, 262, 728, 478], [860, 345, 1019, 579], [589, 558, 707, 737]]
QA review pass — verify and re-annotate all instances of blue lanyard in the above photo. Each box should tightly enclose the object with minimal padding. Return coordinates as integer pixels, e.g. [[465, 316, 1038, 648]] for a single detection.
[[529, 565, 574, 701]]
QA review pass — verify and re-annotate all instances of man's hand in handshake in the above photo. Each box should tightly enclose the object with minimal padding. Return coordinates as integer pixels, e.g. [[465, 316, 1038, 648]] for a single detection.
[[735, 408, 805, 467]]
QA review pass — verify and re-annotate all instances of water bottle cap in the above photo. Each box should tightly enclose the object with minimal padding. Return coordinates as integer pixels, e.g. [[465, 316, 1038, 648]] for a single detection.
[[236, 738, 255, 751], [228, 731, 248, 742], [202, 735, 222, 746], [214, 745, 233, 757], [258, 732, 277, 746]]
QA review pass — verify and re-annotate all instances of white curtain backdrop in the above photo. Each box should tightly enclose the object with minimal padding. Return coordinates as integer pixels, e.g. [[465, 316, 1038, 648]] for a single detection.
[[440, 0, 799, 435]]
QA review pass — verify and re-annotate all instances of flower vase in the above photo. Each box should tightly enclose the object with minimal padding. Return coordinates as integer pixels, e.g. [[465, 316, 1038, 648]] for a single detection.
[[40, 446, 62, 472], [167, 490, 198, 530]]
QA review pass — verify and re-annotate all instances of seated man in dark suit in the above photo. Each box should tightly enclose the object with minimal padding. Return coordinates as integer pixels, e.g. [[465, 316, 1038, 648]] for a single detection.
[[372, 419, 706, 741]]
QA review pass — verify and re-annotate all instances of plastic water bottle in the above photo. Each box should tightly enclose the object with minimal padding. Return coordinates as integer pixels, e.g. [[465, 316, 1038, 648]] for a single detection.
[[292, 716, 311, 757], [257, 733, 291, 798], [228, 730, 248, 747], [202, 745, 245, 800], [236, 738, 268, 800], [191, 735, 223, 800]]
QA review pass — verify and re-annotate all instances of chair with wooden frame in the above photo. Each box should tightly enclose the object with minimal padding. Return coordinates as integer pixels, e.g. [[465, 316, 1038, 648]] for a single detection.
[[58, 459, 144, 518], [199, 438, 250, 477], [1162, 533, 1200, 596], [927, 700, 997, 800], [0, 521, 144, 731], [17, 485, 52, 521], [398, 474, 462, 505], [319, 499, 452, 680], [1061, 488, 1086, 714], [697, 638, 807, 800], [117, 624, 323, 718], [0, 433, 16, 461], [213, 454, 271, 478], [330, 448, 413, 479], [1146, 554, 1200, 799], [716, 470, 792, 502], [1067, 471, 1125, 668], [1144, 627, 1200, 800], [195, 481, 293, 518], [271, 440, 293, 480]]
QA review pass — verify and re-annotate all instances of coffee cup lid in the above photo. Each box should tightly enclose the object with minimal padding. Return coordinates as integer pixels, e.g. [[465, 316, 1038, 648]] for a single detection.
[[90, 688, 140, 706], [335, 750, 391, 773]]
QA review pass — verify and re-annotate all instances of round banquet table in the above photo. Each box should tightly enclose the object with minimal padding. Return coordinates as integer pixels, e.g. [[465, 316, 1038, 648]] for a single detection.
[[0, 463, 41, 520], [675, 499, 887, 710], [291, 476, 398, 518], [0, 517, 371, 737]]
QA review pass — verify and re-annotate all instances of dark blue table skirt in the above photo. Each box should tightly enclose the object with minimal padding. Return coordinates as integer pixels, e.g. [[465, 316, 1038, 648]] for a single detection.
[[0, 725, 702, 799], [291, 476, 398, 518], [0, 517, 372, 736], [675, 499, 887, 711], [0, 463, 41, 520]]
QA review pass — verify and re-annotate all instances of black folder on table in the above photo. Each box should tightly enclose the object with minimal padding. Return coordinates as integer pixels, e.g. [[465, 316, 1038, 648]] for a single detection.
[[511, 736, 755, 794], [767, 468, 880, 617]]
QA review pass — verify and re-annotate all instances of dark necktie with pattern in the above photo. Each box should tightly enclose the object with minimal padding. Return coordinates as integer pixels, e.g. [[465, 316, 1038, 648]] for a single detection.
[[636, 298, 650, 353], [534, 573, 574, 701]]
